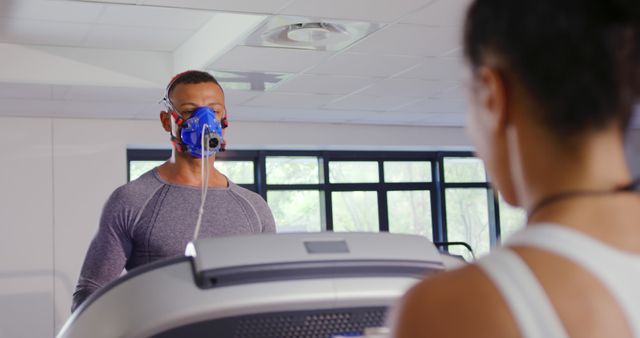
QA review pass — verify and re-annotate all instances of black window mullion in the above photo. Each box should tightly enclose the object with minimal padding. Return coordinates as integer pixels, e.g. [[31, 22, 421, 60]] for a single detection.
[[492, 189, 502, 245], [322, 152, 333, 232], [257, 151, 267, 199], [378, 161, 389, 232], [435, 153, 448, 249], [265, 184, 325, 190]]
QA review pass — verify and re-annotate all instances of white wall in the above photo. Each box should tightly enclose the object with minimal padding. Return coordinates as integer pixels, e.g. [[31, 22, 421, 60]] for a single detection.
[[0, 116, 472, 337], [3, 115, 638, 338]]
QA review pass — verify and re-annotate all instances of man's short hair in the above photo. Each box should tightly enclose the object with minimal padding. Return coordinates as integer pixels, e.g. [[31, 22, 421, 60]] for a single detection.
[[166, 70, 222, 99]]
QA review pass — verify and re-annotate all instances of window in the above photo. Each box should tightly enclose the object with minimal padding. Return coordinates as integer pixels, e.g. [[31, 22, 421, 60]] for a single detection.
[[264, 155, 323, 233], [128, 150, 525, 259], [332, 191, 380, 232], [388, 190, 432, 239]]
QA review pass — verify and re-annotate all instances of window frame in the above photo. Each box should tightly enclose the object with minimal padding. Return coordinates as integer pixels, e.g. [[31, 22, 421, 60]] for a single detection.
[[127, 149, 517, 255]]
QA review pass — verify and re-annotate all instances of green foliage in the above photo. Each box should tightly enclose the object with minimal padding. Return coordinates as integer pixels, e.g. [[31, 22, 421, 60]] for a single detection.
[[444, 157, 487, 183], [130, 161, 164, 181], [446, 188, 491, 260], [266, 157, 320, 184], [329, 162, 379, 183], [384, 161, 432, 183], [216, 161, 253, 184], [267, 190, 322, 232], [388, 190, 433, 239], [332, 191, 379, 232]]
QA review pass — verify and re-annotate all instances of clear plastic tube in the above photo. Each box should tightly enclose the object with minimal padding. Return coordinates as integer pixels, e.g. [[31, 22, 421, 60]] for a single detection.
[[169, 114, 177, 164], [193, 123, 210, 240]]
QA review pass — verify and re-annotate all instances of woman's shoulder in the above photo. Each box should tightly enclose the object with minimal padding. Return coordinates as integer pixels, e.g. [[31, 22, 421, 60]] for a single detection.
[[391, 262, 519, 338]]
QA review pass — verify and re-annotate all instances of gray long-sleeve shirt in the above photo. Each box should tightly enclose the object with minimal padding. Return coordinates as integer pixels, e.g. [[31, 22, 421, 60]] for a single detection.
[[72, 168, 275, 311]]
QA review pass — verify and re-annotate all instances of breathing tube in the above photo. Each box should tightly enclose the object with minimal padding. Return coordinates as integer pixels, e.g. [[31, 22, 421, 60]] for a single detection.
[[193, 122, 212, 241]]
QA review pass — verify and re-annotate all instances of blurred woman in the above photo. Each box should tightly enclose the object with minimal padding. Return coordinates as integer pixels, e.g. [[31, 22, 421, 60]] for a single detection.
[[391, 0, 640, 337]]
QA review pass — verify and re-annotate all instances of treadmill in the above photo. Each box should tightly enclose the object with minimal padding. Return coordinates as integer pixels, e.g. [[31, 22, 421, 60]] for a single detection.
[[57, 232, 452, 338]]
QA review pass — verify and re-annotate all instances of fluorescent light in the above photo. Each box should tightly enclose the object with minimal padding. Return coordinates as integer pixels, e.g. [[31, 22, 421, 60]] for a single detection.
[[208, 70, 292, 92]]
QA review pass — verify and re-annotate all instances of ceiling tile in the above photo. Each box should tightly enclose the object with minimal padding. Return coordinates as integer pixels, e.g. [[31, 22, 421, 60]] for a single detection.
[[0, 82, 52, 99], [0, 18, 91, 46], [244, 92, 341, 109], [136, 102, 164, 119], [324, 95, 412, 111], [399, 97, 467, 114], [308, 53, 422, 78], [83, 25, 194, 51], [432, 83, 467, 100], [396, 57, 466, 81], [232, 106, 372, 123], [63, 86, 163, 102], [72, 0, 138, 4], [0, 0, 105, 23], [413, 112, 465, 126], [141, 0, 292, 14], [349, 24, 460, 56], [223, 89, 262, 106], [279, 0, 429, 23], [98, 4, 214, 29], [56, 101, 151, 118], [0, 98, 56, 116], [52, 85, 71, 100], [272, 75, 375, 95], [359, 78, 441, 98], [210, 46, 331, 73], [400, 0, 471, 26], [349, 111, 428, 124]]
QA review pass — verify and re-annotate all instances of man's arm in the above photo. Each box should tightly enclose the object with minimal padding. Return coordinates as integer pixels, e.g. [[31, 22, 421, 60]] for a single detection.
[[71, 188, 134, 312]]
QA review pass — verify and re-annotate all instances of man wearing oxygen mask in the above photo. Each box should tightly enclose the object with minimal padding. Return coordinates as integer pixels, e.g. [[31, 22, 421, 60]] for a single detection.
[[71, 70, 275, 312]]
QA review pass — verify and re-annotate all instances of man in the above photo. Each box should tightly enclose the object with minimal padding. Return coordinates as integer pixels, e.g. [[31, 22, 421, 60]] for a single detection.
[[72, 70, 275, 312]]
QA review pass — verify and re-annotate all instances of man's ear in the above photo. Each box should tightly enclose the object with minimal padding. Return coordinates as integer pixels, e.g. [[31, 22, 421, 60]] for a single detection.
[[476, 66, 509, 131], [160, 111, 171, 132]]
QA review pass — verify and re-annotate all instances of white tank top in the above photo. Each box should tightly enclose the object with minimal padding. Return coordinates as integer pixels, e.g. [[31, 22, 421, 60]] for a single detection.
[[477, 224, 640, 338]]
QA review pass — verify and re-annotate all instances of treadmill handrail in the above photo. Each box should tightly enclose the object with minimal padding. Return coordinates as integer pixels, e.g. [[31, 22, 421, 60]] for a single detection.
[[194, 259, 444, 289]]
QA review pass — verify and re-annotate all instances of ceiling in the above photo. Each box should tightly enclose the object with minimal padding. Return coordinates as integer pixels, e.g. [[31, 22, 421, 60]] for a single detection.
[[0, 0, 557, 127]]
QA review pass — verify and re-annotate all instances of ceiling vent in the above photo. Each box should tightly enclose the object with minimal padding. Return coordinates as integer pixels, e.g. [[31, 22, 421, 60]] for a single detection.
[[245, 16, 381, 51]]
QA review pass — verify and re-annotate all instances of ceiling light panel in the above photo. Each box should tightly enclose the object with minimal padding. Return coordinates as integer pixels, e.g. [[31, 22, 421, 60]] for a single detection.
[[0, 18, 91, 46], [83, 25, 194, 51], [244, 92, 342, 109], [97, 4, 214, 29], [358, 78, 441, 98], [210, 46, 331, 73], [272, 75, 375, 95], [209, 70, 292, 92], [0, 0, 105, 23], [324, 95, 413, 111], [349, 24, 460, 56], [245, 16, 381, 51], [308, 53, 422, 78], [279, 0, 429, 23], [401, 0, 471, 26], [141, 0, 292, 14]]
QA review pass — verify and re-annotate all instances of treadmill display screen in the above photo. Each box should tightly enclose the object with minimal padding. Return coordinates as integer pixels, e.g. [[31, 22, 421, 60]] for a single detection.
[[304, 240, 350, 254]]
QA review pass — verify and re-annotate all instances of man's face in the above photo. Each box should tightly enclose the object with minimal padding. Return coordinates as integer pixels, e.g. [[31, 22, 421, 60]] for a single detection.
[[161, 81, 226, 134]]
